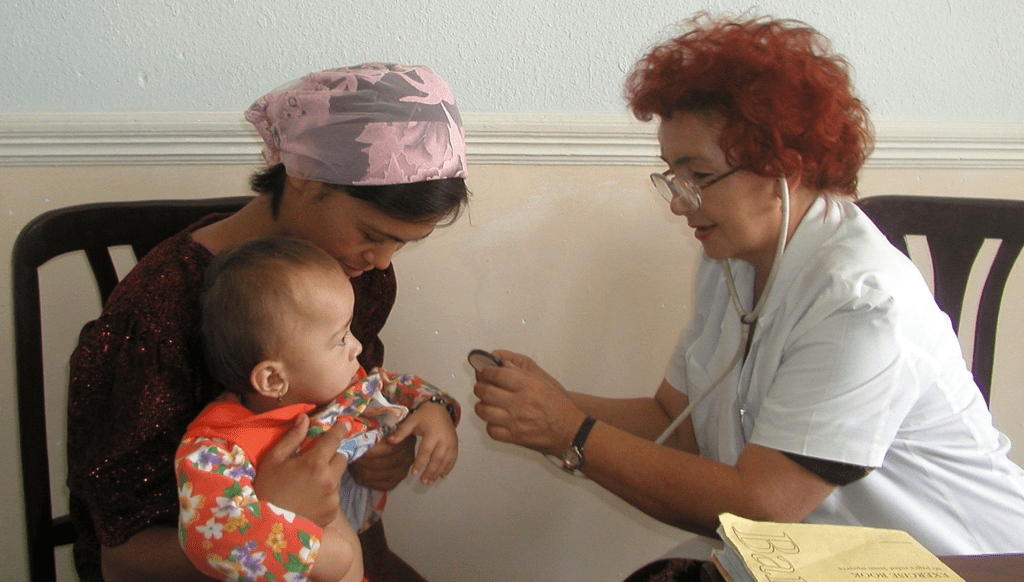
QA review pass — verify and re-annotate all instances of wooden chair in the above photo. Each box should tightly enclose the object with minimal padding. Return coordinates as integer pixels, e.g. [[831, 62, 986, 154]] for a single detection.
[[12, 196, 250, 582], [855, 195, 1024, 406]]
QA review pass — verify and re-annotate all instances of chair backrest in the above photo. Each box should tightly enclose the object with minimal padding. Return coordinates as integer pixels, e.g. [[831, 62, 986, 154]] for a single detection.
[[12, 196, 251, 582], [855, 195, 1024, 406]]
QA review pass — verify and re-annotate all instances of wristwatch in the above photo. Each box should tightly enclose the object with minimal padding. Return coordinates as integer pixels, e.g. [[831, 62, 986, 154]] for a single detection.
[[561, 416, 597, 473]]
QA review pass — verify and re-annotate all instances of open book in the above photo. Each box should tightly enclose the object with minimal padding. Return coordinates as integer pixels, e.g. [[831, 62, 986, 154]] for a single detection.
[[713, 513, 965, 582]]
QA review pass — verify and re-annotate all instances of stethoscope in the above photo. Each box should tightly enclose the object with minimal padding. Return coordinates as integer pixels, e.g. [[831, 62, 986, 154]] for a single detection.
[[654, 176, 791, 445], [469, 177, 793, 472]]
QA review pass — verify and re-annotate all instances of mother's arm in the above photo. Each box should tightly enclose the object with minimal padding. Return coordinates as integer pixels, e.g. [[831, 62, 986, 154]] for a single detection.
[[102, 528, 216, 582], [474, 351, 835, 538]]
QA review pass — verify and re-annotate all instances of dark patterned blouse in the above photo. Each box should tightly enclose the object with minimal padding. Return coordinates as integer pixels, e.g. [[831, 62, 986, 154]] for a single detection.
[[65, 214, 396, 580]]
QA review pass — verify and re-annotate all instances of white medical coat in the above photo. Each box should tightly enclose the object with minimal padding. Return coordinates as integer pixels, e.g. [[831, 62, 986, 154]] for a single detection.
[[665, 196, 1024, 554]]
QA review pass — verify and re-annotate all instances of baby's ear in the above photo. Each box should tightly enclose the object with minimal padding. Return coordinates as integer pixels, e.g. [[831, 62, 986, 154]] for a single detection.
[[251, 360, 288, 400]]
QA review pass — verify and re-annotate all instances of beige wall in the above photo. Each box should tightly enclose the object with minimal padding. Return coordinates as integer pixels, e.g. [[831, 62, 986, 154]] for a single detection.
[[3, 163, 1023, 581]]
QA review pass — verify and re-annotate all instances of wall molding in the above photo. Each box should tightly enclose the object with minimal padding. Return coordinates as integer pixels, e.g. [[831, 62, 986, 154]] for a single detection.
[[2, 112, 1023, 169]]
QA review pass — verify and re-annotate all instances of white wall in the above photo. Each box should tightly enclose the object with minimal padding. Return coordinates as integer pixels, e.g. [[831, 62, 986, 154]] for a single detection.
[[3, 0, 1024, 119]]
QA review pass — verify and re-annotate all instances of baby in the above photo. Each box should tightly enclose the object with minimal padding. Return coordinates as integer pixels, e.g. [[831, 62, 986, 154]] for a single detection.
[[175, 237, 459, 582]]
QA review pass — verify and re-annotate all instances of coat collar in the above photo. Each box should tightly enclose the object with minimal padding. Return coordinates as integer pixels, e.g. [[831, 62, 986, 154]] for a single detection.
[[721, 196, 847, 325]]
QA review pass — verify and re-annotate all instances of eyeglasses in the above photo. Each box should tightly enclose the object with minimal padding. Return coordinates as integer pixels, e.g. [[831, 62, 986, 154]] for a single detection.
[[650, 166, 741, 210]]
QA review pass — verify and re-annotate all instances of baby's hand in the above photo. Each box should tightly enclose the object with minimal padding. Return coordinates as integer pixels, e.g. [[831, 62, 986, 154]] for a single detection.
[[386, 401, 458, 485]]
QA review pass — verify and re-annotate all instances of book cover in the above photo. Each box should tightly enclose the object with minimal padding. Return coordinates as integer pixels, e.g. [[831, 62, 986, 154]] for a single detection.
[[715, 513, 965, 582]]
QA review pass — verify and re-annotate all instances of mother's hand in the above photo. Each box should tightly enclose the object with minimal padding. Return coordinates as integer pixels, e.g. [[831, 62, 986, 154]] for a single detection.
[[253, 414, 348, 527], [473, 349, 587, 457], [348, 434, 416, 491]]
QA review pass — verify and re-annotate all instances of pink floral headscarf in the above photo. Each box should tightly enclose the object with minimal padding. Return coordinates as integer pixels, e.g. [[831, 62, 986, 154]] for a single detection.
[[245, 63, 468, 186]]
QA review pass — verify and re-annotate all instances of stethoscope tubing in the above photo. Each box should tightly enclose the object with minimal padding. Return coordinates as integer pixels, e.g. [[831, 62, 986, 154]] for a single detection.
[[654, 177, 791, 446]]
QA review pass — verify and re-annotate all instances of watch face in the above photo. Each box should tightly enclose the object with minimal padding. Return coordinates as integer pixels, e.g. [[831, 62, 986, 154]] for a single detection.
[[561, 447, 583, 470]]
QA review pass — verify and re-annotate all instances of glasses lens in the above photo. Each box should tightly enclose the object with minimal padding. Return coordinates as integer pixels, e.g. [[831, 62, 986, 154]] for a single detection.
[[650, 173, 702, 209], [675, 180, 701, 210], [650, 173, 676, 202]]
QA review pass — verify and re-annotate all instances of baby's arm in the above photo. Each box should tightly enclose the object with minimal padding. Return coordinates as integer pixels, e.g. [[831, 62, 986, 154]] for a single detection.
[[385, 401, 459, 484], [309, 514, 363, 582], [370, 370, 460, 484]]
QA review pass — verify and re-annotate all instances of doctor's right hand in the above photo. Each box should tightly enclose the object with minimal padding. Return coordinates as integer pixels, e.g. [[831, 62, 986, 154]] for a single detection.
[[472, 349, 588, 458]]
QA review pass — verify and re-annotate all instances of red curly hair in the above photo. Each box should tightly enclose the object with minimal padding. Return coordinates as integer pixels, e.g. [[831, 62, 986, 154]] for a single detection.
[[626, 14, 873, 196]]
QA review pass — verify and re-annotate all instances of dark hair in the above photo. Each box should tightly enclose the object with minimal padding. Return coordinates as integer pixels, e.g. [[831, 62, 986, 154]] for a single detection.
[[625, 13, 873, 195], [201, 237, 341, 394], [250, 163, 470, 225]]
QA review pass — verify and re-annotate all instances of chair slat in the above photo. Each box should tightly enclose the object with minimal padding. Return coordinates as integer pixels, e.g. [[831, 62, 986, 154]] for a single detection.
[[972, 238, 1024, 405], [926, 234, 984, 333], [83, 246, 120, 305], [12, 196, 251, 582], [856, 195, 1024, 406]]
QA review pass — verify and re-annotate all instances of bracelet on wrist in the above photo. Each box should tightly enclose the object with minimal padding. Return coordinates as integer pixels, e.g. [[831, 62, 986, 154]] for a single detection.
[[421, 395, 458, 425]]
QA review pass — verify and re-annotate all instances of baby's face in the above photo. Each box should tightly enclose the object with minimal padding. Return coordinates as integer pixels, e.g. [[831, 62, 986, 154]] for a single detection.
[[277, 266, 362, 407]]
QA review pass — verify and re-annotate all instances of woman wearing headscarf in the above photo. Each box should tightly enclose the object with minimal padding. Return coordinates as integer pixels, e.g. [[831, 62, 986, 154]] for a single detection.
[[473, 14, 1024, 578], [67, 63, 468, 582]]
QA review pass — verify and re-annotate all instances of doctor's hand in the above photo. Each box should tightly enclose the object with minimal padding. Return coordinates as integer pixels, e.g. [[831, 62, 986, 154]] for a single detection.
[[473, 349, 587, 457]]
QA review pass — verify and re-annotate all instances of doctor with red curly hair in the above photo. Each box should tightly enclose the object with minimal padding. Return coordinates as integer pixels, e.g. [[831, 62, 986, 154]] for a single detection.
[[473, 13, 1024, 578]]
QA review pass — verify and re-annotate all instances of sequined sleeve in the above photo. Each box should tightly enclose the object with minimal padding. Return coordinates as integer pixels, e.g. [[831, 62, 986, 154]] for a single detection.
[[67, 230, 220, 547]]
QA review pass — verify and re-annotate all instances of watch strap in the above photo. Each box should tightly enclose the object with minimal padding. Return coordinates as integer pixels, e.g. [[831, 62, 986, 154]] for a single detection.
[[572, 416, 597, 450], [561, 416, 597, 472]]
